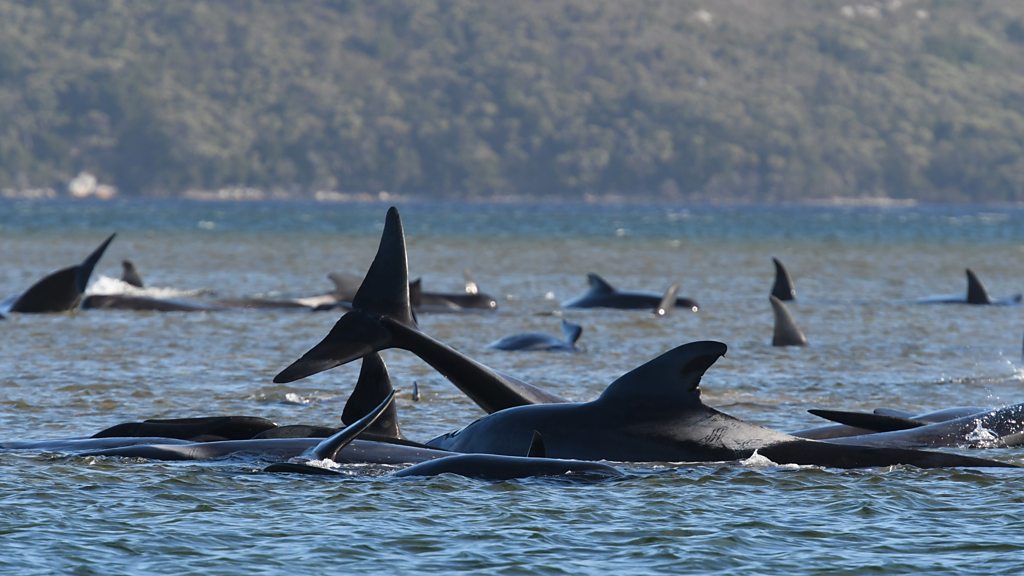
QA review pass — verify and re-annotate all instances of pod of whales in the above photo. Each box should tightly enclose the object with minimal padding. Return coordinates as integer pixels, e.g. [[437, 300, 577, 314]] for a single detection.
[[488, 319, 583, 352], [4, 233, 115, 313], [561, 273, 698, 312], [275, 207, 1015, 469], [328, 269, 499, 313]]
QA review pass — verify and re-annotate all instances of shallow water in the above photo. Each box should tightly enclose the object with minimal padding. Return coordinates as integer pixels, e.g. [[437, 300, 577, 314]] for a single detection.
[[2, 199, 1024, 574]]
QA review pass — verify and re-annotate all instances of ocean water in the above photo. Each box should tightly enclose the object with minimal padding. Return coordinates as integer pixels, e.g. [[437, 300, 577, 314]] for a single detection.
[[1, 199, 1023, 575]]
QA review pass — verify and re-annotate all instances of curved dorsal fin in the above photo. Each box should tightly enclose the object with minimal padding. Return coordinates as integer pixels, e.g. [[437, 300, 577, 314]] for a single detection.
[[770, 295, 808, 346], [352, 207, 416, 326], [808, 409, 927, 432], [771, 257, 796, 301], [598, 340, 727, 405], [561, 319, 583, 347], [341, 352, 404, 440], [308, 390, 396, 461], [527, 430, 546, 458], [654, 283, 679, 316], [409, 278, 423, 308], [586, 273, 615, 294], [121, 259, 144, 288], [965, 269, 992, 305]]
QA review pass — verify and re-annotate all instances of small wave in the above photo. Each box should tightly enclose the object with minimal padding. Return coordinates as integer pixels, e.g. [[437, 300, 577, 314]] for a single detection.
[[740, 450, 804, 470], [86, 275, 210, 299]]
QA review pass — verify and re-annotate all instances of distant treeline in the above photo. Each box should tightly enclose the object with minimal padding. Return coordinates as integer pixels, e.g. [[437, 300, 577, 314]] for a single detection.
[[2, 0, 1024, 202]]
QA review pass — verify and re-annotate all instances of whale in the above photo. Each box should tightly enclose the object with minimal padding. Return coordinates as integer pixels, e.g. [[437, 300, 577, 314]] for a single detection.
[[275, 207, 567, 414], [90, 415, 278, 442], [770, 295, 808, 346], [488, 319, 583, 352], [771, 257, 796, 301], [82, 293, 224, 312], [328, 270, 498, 313], [561, 273, 698, 312], [423, 340, 1015, 469], [792, 406, 991, 440], [4, 233, 115, 313], [265, 393, 621, 480], [794, 404, 1024, 449], [917, 269, 1022, 305], [121, 260, 144, 288]]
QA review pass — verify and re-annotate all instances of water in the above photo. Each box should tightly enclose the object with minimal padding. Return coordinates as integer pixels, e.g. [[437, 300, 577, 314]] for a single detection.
[[2, 199, 1024, 574]]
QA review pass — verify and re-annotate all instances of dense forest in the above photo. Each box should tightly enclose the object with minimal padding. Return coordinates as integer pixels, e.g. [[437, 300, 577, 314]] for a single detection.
[[1, 0, 1023, 202]]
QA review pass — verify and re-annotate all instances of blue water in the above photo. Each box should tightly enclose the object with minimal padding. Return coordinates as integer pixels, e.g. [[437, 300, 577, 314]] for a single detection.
[[2, 199, 1024, 574]]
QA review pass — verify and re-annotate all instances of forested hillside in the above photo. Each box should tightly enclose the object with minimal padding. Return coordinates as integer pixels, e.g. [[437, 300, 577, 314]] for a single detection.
[[2, 0, 1023, 202]]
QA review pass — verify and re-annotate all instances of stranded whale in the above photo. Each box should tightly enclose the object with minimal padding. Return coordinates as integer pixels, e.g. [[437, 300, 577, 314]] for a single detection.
[[488, 319, 583, 352], [561, 273, 698, 312], [917, 269, 1022, 305]]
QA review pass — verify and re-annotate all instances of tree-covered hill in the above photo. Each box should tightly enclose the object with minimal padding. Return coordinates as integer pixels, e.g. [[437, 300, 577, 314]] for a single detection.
[[2, 0, 1023, 202]]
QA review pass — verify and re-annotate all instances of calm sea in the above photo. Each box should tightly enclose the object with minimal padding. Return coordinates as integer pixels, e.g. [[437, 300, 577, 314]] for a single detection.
[[2, 199, 1023, 575]]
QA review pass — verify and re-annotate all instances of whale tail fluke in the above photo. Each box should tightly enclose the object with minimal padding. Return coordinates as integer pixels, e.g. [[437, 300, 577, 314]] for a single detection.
[[770, 295, 808, 347], [11, 233, 116, 313], [275, 207, 415, 383], [771, 257, 796, 301]]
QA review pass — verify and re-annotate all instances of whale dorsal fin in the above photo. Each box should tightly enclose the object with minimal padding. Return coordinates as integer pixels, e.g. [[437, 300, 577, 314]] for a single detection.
[[586, 273, 615, 294], [463, 269, 479, 295], [527, 430, 546, 458], [352, 207, 416, 326], [12, 233, 116, 313], [770, 295, 808, 346], [965, 269, 992, 305], [328, 272, 362, 299], [308, 390, 396, 461], [598, 340, 727, 405], [771, 257, 796, 301], [655, 283, 679, 316], [808, 409, 927, 432], [561, 319, 583, 347], [409, 278, 423, 308], [121, 260, 144, 288], [341, 352, 404, 440]]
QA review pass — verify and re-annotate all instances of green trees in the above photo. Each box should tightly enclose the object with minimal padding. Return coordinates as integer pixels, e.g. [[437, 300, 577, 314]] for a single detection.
[[1, 0, 1023, 202]]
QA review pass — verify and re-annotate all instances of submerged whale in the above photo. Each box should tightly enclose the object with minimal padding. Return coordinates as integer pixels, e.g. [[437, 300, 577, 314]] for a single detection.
[[488, 319, 583, 352], [4, 233, 115, 313], [917, 269, 1022, 305], [328, 270, 498, 313], [561, 273, 698, 312]]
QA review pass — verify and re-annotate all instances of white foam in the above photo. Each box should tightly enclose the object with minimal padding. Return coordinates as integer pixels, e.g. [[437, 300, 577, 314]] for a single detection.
[[86, 275, 210, 299]]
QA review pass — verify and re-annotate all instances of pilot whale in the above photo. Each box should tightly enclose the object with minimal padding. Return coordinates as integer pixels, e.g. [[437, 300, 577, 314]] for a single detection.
[[275, 207, 566, 414], [917, 269, 1022, 305], [4, 233, 115, 313], [328, 270, 498, 313], [488, 319, 583, 352], [562, 273, 698, 312], [423, 340, 1015, 468]]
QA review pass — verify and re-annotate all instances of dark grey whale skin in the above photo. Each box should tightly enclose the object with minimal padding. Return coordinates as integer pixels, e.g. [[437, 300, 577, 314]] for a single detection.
[[561, 273, 699, 311], [426, 341, 1016, 469], [7, 233, 115, 313]]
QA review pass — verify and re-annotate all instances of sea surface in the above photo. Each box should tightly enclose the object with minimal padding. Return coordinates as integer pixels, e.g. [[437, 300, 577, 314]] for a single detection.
[[1, 199, 1023, 575]]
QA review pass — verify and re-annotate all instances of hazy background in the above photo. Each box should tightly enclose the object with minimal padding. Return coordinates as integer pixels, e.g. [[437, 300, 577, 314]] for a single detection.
[[2, 0, 1023, 203]]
